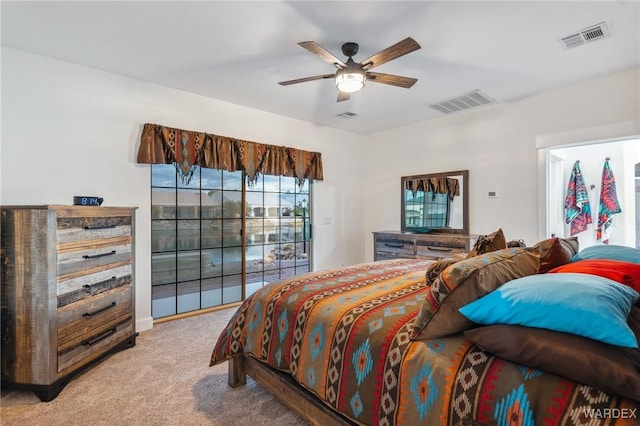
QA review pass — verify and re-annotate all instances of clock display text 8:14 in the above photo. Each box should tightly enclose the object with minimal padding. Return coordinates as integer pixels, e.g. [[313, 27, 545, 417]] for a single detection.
[[73, 196, 103, 206]]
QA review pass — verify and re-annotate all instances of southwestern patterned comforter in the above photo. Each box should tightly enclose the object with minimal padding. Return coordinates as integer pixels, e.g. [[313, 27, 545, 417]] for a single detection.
[[210, 258, 640, 425]]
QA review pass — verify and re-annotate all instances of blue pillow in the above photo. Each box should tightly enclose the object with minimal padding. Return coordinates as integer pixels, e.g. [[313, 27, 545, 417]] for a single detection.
[[572, 244, 640, 264], [458, 273, 639, 348]]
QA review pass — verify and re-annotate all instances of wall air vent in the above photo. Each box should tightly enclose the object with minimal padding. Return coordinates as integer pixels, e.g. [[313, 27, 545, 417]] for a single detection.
[[337, 111, 357, 118], [559, 22, 609, 49], [429, 90, 494, 115]]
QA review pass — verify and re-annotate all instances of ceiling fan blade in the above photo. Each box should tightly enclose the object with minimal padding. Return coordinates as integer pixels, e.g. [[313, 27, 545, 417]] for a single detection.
[[298, 41, 346, 69], [366, 72, 417, 88], [359, 37, 421, 70], [337, 91, 351, 102], [279, 74, 335, 86]]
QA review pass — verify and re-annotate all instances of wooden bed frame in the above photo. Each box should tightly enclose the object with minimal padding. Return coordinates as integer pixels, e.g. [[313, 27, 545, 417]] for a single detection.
[[228, 354, 483, 426], [228, 354, 355, 425]]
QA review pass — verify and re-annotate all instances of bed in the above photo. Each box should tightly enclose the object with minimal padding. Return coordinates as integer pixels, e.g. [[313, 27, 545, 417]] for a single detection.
[[210, 239, 640, 426]]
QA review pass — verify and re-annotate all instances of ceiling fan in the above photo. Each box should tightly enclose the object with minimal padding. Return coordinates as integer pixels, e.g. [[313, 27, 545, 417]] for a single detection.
[[279, 37, 421, 102]]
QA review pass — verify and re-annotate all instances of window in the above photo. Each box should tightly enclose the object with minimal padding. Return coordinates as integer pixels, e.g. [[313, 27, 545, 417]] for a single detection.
[[151, 165, 312, 319]]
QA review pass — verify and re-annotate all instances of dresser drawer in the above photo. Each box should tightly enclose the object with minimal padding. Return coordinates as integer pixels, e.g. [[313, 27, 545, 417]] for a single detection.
[[416, 236, 466, 259], [57, 318, 134, 374], [56, 216, 132, 244], [374, 237, 415, 258], [375, 251, 415, 261], [57, 264, 132, 307], [57, 284, 132, 347], [57, 237, 132, 280], [415, 244, 465, 259]]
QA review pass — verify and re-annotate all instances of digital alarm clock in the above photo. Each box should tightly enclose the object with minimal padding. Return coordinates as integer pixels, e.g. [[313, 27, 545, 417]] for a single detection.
[[73, 196, 104, 206]]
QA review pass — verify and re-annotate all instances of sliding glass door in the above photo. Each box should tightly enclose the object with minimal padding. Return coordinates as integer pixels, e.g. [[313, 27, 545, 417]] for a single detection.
[[245, 175, 310, 297], [151, 165, 311, 319]]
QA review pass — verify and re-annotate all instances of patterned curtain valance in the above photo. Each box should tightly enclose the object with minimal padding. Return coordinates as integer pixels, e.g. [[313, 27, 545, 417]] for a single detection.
[[404, 177, 460, 199], [137, 123, 323, 186]]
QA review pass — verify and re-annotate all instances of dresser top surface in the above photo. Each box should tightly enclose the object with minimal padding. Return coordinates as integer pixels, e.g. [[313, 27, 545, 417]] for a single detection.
[[1, 205, 137, 210], [373, 230, 477, 239]]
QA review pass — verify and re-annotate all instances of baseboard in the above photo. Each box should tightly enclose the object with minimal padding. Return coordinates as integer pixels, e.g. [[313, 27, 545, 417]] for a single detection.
[[136, 316, 154, 332]]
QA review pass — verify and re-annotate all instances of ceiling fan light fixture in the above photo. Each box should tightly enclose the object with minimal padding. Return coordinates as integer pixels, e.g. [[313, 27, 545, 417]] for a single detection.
[[335, 69, 365, 93], [280, 37, 420, 101]]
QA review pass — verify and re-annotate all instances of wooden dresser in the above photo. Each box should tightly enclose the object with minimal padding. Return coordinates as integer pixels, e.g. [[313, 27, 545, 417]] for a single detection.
[[1, 205, 137, 401], [373, 230, 477, 261]]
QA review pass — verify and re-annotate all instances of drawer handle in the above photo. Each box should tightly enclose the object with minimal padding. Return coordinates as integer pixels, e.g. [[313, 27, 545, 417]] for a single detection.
[[83, 276, 117, 294], [427, 247, 453, 252], [83, 301, 117, 318], [84, 224, 116, 230], [384, 243, 404, 248], [83, 328, 117, 347], [83, 250, 116, 260]]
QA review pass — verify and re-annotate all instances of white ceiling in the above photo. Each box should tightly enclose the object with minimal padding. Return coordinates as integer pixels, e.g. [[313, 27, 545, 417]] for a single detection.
[[2, 1, 639, 135]]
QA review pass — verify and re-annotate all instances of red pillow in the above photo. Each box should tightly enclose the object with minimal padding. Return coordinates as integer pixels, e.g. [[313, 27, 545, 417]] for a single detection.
[[548, 259, 640, 293]]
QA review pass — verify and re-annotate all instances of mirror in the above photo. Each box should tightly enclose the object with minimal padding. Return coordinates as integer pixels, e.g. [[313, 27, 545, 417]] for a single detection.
[[401, 170, 469, 234]]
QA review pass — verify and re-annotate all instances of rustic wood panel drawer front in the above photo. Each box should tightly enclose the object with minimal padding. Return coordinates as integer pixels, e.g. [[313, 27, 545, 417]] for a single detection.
[[373, 231, 476, 261], [57, 264, 133, 307], [57, 241, 133, 281], [374, 235, 415, 259], [56, 215, 132, 244], [0, 205, 137, 402], [416, 237, 466, 260], [57, 285, 133, 347], [57, 319, 134, 375], [375, 251, 410, 262]]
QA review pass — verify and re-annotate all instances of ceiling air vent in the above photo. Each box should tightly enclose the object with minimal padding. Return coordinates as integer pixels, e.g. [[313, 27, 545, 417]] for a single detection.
[[559, 22, 609, 49], [429, 90, 494, 115], [337, 111, 358, 119]]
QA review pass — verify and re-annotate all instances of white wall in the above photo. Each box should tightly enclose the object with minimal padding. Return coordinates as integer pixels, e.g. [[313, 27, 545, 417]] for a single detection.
[[363, 68, 640, 261], [0, 48, 366, 332]]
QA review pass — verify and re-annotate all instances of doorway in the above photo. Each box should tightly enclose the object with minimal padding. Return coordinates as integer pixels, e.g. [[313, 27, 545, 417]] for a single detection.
[[544, 137, 639, 249]]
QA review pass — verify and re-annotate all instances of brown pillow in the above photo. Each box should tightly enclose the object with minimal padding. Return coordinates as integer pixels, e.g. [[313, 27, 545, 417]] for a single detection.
[[411, 247, 539, 339], [466, 229, 507, 258], [464, 306, 640, 401], [506, 239, 526, 248], [424, 258, 458, 286], [530, 237, 579, 273]]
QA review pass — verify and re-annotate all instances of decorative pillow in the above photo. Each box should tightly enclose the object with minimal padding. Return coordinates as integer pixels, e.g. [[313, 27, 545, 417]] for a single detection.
[[549, 259, 640, 294], [464, 306, 640, 401], [466, 228, 507, 258], [506, 239, 526, 248], [424, 258, 458, 286], [572, 244, 640, 264], [459, 273, 640, 347], [529, 237, 579, 273], [411, 247, 539, 340]]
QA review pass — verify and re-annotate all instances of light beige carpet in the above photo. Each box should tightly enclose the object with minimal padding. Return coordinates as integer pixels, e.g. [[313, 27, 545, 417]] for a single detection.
[[1, 307, 307, 425]]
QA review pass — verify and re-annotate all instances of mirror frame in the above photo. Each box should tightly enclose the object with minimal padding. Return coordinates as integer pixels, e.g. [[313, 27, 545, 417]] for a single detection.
[[400, 169, 469, 234]]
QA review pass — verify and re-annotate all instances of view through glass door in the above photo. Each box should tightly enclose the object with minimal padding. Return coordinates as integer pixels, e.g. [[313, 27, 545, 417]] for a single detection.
[[151, 165, 311, 320], [245, 174, 310, 297]]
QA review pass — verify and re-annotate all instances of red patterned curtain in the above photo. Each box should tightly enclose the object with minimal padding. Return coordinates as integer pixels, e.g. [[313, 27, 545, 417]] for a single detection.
[[137, 123, 323, 186]]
